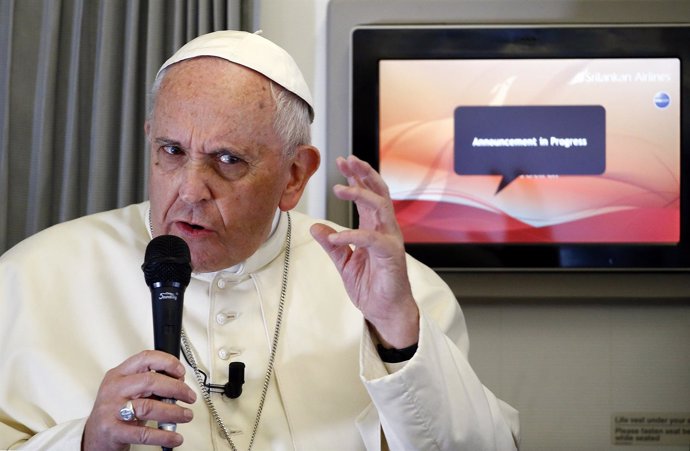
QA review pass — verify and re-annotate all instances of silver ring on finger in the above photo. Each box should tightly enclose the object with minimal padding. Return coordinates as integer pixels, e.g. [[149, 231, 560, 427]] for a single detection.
[[119, 400, 137, 422]]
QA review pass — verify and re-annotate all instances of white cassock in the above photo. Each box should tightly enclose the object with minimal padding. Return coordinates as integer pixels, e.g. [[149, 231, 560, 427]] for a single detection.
[[0, 202, 519, 450]]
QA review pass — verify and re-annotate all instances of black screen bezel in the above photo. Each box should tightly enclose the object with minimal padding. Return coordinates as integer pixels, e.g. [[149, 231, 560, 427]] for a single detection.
[[351, 24, 690, 270]]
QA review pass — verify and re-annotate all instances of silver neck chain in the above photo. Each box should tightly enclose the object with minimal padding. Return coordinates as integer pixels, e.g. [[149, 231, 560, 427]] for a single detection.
[[148, 209, 292, 451]]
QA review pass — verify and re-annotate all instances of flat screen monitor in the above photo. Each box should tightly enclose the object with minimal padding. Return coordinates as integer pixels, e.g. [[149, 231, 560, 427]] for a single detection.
[[351, 24, 690, 270]]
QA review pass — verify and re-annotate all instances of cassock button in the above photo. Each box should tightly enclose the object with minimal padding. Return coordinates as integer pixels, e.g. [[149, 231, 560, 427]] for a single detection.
[[218, 348, 230, 360], [217, 279, 227, 289], [216, 311, 239, 325]]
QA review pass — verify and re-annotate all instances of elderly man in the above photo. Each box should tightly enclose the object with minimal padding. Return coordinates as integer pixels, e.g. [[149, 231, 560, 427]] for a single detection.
[[0, 31, 519, 450]]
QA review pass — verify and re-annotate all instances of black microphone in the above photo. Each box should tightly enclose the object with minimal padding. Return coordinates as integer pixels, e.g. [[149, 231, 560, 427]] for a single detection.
[[142, 235, 192, 447], [225, 361, 246, 399]]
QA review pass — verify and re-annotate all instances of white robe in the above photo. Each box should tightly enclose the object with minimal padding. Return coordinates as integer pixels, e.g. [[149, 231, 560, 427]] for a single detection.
[[0, 202, 519, 450]]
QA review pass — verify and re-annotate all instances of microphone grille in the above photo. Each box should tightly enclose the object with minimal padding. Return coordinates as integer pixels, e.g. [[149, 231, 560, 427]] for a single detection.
[[142, 235, 192, 286]]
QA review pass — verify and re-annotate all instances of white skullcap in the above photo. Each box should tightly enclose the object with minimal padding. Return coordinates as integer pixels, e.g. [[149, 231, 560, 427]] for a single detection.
[[158, 30, 314, 121]]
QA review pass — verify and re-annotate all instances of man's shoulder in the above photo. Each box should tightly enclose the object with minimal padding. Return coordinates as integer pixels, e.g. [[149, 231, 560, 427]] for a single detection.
[[1, 202, 149, 263]]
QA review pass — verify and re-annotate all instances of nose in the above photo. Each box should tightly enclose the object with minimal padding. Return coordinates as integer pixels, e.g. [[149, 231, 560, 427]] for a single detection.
[[178, 161, 213, 204]]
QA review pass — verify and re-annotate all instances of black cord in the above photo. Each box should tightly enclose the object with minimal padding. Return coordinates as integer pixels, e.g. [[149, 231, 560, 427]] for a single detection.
[[181, 346, 226, 393], [181, 345, 244, 398]]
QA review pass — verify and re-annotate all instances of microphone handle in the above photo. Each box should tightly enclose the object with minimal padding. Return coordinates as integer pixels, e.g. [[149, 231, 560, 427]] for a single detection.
[[150, 282, 184, 356], [150, 282, 185, 449]]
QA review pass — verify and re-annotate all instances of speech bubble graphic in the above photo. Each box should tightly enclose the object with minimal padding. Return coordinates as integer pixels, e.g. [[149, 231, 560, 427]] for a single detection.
[[454, 105, 606, 194]]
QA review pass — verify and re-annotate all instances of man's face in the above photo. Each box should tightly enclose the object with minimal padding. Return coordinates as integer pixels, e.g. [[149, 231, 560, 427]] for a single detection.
[[146, 57, 296, 272]]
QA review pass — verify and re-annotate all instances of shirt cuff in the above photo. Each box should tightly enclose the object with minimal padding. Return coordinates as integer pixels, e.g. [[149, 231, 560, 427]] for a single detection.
[[361, 318, 421, 379]]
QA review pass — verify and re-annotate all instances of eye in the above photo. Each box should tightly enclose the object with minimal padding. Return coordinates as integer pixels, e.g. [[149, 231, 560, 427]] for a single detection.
[[215, 151, 250, 179], [153, 142, 186, 173], [217, 151, 243, 165], [162, 144, 183, 156]]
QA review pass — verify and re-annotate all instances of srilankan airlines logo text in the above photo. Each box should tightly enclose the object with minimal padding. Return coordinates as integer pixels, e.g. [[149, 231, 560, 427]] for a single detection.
[[570, 69, 672, 85]]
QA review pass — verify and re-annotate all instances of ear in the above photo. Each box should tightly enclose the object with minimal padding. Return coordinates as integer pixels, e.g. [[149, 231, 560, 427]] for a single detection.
[[279, 145, 321, 211]]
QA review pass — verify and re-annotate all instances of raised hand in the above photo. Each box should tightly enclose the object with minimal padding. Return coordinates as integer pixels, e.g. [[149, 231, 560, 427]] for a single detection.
[[311, 155, 419, 349]]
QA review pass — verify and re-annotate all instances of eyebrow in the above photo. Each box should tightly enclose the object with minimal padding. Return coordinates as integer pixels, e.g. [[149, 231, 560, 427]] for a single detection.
[[154, 137, 184, 147]]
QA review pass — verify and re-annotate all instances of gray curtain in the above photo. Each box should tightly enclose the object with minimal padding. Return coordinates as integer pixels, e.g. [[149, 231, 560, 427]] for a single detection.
[[0, 0, 253, 253]]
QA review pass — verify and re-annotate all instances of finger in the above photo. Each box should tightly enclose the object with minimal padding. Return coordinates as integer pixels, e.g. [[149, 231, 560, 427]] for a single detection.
[[116, 423, 185, 449], [337, 155, 374, 179], [126, 397, 194, 425], [332, 184, 383, 208], [119, 371, 197, 404], [334, 157, 398, 226], [337, 156, 390, 196], [310, 223, 352, 271], [115, 350, 186, 380], [109, 351, 196, 403], [326, 229, 403, 259], [333, 184, 399, 233], [310, 222, 386, 253], [310, 222, 336, 243], [311, 224, 399, 266]]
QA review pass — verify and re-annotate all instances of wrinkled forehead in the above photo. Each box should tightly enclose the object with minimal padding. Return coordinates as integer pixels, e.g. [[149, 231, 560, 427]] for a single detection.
[[158, 30, 313, 121], [160, 56, 273, 99], [153, 58, 279, 132]]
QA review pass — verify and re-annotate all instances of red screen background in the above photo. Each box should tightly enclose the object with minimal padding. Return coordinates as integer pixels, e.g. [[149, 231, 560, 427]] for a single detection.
[[379, 58, 680, 243]]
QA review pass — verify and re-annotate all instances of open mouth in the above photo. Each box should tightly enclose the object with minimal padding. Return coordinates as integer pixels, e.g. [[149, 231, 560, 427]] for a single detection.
[[177, 221, 209, 235]]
